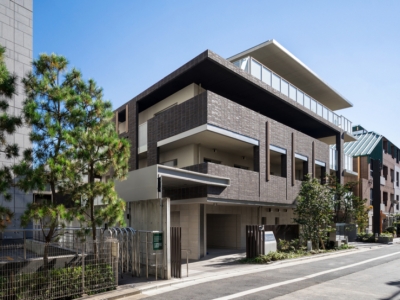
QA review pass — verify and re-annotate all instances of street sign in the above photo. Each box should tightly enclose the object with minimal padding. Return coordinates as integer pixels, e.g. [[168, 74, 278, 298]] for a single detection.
[[153, 233, 163, 250]]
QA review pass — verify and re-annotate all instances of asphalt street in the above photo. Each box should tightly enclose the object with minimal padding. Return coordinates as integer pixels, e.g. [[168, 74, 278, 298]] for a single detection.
[[127, 244, 400, 300]]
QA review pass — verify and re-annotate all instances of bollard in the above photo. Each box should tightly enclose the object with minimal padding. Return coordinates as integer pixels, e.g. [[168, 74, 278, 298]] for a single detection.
[[186, 251, 189, 277], [307, 240, 312, 251]]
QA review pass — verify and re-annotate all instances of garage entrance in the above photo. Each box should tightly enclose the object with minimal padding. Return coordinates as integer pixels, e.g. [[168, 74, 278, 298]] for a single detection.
[[207, 214, 241, 249]]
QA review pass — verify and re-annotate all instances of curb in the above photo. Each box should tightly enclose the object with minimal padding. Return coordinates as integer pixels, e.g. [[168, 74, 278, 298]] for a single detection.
[[80, 245, 384, 299]]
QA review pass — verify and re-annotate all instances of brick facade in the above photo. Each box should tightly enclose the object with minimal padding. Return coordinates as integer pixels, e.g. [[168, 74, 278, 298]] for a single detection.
[[147, 91, 329, 205]]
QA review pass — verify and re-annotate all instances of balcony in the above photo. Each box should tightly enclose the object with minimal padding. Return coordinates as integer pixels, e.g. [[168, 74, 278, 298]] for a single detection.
[[232, 56, 353, 134]]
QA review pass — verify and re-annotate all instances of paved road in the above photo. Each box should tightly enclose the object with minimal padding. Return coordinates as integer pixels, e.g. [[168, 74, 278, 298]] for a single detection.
[[127, 244, 400, 300]]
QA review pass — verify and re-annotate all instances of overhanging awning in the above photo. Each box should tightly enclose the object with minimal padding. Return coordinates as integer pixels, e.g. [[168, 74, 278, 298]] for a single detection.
[[115, 165, 230, 202]]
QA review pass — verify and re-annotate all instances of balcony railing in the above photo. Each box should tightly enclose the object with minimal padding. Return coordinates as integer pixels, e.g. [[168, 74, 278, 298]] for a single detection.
[[232, 56, 353, 134]]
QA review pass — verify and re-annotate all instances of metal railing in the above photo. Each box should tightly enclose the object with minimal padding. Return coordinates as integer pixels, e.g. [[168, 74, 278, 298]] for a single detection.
[[0, 228, 118, 299], [233, 56, 353, 134]]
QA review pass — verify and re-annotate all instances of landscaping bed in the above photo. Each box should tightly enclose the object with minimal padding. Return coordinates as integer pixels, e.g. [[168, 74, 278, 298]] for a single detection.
[[240, 239, 354, 264]]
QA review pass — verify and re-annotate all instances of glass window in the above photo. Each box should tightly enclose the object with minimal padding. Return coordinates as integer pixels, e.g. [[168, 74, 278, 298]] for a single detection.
[[297, 90, 304, 105], [270, 149, 287, 178], [295, 157, 308, 181], [281, 80, 289, 97], [262, 67, 271, 86], [234, 57, 249, 72], [250, 59, 262, 79], [303, 95, 310, 109], [289, 85, 296, 101], [272, 73, 280, 90], [370, 189, 373, 205]]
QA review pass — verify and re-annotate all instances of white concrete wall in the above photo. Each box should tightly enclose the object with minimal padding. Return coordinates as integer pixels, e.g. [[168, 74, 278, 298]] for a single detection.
[[115, 165, 158, 202], [138, 83, 205, 125], [160, 144, 197, 168], [0, 0, 32, 235], [170, 203, 201, 260], [129, 198, 171, 279]]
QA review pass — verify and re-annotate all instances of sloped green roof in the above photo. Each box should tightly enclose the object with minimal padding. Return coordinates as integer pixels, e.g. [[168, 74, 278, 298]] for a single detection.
[[344, 132, 382, 157], [331, 131, 382, 157]]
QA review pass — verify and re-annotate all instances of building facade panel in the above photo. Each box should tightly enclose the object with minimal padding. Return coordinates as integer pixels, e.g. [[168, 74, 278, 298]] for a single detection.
[[0, 0, 32, 232]]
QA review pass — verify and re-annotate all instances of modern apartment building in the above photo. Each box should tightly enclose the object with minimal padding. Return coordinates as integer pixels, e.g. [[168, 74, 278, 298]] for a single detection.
[[342, 125, 400, 232], [0, 0, 33, 237], [114, 40, 356, 259]]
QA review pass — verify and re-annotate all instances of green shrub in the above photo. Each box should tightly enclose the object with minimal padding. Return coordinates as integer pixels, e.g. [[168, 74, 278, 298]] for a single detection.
[[278, 239, 302, 253], [385, 226, 396, 235], [380, 232, 393, 238], [0, 264, 116, 299], [357, 233, 375, 243]]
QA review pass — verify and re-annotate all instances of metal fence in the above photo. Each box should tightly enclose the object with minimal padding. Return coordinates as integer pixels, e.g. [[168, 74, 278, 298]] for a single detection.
[[0, 229, 119, 300]]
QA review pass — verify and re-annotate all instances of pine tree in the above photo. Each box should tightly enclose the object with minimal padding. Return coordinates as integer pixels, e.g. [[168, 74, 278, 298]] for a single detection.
[[14, 54, 80, 270], [62, 78, 130, 251], [0, 45, 22, 228]]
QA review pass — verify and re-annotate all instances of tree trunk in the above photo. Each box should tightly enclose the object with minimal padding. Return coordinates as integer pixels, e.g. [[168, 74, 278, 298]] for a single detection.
[[90, 198, 97, 257], [43, 241, 49, 272]]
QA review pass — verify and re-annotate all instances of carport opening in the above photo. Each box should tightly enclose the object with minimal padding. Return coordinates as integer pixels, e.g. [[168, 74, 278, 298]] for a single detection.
[[206, 214, 241, 251]]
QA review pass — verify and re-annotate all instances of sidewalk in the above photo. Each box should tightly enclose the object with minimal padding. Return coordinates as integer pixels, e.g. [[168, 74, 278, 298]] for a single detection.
[[80, 243, 393, 300]]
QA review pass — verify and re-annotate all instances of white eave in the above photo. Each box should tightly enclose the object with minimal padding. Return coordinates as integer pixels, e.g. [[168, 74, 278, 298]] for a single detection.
[[227, 39, 353, 111]]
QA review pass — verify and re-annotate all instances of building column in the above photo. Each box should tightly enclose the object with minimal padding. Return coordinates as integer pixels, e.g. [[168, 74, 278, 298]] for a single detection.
[[372, 159, 382, 235], [336, 132, 344, 184]]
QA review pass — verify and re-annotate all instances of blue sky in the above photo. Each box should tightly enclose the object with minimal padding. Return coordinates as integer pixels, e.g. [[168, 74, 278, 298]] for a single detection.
[[34, 1, 400, 145]]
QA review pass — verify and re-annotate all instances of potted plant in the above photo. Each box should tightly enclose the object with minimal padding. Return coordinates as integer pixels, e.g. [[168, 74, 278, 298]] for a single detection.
[[378, 232, 393, 244]]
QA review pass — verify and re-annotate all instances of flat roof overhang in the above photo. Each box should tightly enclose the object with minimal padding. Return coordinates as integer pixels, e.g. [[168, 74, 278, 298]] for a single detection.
[[170, 197, 296, 208], [115, 164, 230, 202], [132, 50, 341, 140], [227, 40, 352, 111]]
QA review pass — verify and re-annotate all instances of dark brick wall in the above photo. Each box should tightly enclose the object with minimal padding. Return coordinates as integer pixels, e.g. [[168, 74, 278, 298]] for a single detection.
[[118, 90, 330, 206], [147, 92, 208, 165], [207, 91, 329, 204]]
